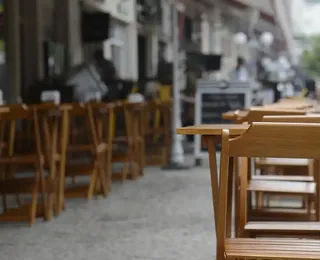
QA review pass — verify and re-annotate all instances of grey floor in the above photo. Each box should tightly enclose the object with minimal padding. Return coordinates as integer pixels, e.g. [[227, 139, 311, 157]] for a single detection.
[[0, 159, 217, 260]]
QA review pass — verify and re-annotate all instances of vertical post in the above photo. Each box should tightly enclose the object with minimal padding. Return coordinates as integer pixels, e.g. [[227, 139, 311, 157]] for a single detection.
[[171, 0, 183, 164], [20, 0, 44, 100], [163, 0, 188, 170], [5, 0, 21, 103]]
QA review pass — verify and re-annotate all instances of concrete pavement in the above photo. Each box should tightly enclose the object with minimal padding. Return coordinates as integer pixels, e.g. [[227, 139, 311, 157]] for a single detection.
[[0, 159, 217, 260]]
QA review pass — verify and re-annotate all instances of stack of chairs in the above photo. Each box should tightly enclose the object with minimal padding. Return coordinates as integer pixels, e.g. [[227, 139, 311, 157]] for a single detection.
[[217, 118, 320, 260]]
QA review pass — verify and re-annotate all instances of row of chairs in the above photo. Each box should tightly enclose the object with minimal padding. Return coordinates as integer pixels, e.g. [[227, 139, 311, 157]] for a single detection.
[[0, 99, 171, 225]]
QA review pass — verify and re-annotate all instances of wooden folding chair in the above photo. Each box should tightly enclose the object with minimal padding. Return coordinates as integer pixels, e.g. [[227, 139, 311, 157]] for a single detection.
[[87, 101, 114, 192], [242, 115, 320, 238], [0, 105, 47, 225], [112, 101, 142, 180], [236, 109, 316, 221], [64, 103, 108, 199], [217, 122, 320, 260], [125, 102, 146, 176], [35, 103, 71, 218], [144, 99, 171, 167]]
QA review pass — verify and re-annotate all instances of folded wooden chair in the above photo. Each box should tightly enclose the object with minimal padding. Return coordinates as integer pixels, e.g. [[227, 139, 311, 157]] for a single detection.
[[64, 103, 108, 199], [217, 122, 320, 260], [112, 101, 142, 180], [144, 99, 171, 167], [125, 102, 146, 176], [242, 115, 320, 238], [237, 109, 315, 221], [0, 105, 47, 225], [35, 103, 71, 217], [87, 102, 114, 192]]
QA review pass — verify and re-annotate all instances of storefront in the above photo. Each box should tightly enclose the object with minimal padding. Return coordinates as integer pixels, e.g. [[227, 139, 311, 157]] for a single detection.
[[82, 0, 137, 80], [103, 0, 137, 80]]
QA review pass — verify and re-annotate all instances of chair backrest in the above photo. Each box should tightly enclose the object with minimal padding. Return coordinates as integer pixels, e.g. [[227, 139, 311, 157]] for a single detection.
[[68, 103, 98, 152], [242, 108, 306, 123], [34, 103, 72, 159], [229, 122, 320, 158], [262, 115, 320, 123], [123, 102, 146, 138], [0, 105, 42, 158], [217, 122, 320, 249], [87, 101, 114, 147]]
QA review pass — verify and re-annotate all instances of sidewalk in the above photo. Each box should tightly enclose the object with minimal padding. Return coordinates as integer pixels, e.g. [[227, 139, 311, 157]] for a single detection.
[[0, 157, 216, 260]]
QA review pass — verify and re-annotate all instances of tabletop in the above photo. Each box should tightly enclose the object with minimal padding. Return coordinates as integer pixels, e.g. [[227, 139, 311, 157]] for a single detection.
[[176, 124, 249, 136]]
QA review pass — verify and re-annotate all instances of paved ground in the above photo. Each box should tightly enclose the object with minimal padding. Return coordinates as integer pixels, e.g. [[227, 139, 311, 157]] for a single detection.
[[0, 159, 217, 260]]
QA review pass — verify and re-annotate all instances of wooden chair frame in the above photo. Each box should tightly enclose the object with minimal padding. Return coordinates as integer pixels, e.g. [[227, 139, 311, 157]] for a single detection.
[[217, 122, 320, 260]]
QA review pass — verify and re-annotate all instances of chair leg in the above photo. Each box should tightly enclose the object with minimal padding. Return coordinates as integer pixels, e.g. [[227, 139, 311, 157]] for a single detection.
[[87, 168, 98, 200], [29, 187, 38, 226], [140, 141, 145, 176], [122, 162, 129, 182], [98, 154, 108, 197], [1, 170, 7, 213], [129, 145, 139, 180]]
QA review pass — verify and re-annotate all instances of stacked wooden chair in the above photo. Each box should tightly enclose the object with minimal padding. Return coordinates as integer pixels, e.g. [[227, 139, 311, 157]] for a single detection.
[[241, 115, 320, 239], [217, 122, 320, 260], [0, 105, 47, 225], [231, 108, 317, 222], [144, 99, 171, 167], [111, 101, 145, 181], [64, 102, 110, 200]]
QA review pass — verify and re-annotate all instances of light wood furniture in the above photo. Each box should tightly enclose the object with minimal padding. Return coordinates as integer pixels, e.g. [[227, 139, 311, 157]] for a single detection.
[[177, 124, 249, 230], [88, 102, 114, 192], [35, 103, 71, 218], [144, 100, 171, 167], [0, 105, 47, 225], [242, 115, 320, 238], [124, 102, 146, 177], [64, 103, 108, 199], [216, 122, 320, 260], [239, 109, 316, 221], [112, 101, 143, 181]]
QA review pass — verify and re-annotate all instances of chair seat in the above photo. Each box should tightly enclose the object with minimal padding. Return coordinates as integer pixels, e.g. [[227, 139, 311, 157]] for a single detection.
[[248, 180, 316, 195], [251, 175, 314, 182], [255, 158, 309, 167], [245, 221, 320, 235], [225, 238, 320, 259]]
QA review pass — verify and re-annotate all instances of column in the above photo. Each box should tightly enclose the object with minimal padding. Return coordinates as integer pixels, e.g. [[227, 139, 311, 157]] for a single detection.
[[68, 0, 83, 66], [20, 0, 44, 98], [211, 7, 222, 55], [128, 0, 138, 80], [201, 14, 210, 54], [4, 0, 20, 103], [146, 30, 158, 94]]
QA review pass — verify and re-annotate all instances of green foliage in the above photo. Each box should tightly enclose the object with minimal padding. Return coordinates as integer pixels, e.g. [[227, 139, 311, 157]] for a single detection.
[[301, 35, 320, 77]]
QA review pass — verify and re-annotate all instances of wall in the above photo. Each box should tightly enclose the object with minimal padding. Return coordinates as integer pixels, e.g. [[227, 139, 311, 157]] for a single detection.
[[68, 0, 83, 65], [102, 0, 137, 80]]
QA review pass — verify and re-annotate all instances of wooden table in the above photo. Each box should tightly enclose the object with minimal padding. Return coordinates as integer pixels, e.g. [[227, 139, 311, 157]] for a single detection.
[[222, 100, 320, 122], [177, 124, 249, 232]]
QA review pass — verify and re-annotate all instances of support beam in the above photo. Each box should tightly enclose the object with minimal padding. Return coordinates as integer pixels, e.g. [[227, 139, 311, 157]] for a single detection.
[[20, 0, 44, 98], [5, 0, 21, 103]]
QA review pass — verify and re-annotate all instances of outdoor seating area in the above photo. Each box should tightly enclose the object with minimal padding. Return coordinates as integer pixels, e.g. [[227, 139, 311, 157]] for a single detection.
[[177, 97, 320, 260], [0, 99, 171, 226]]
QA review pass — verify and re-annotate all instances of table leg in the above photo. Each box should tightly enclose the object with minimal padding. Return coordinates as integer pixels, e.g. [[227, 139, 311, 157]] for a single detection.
[[56, 110, 69, 215], [205, 136, 219, 231]]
